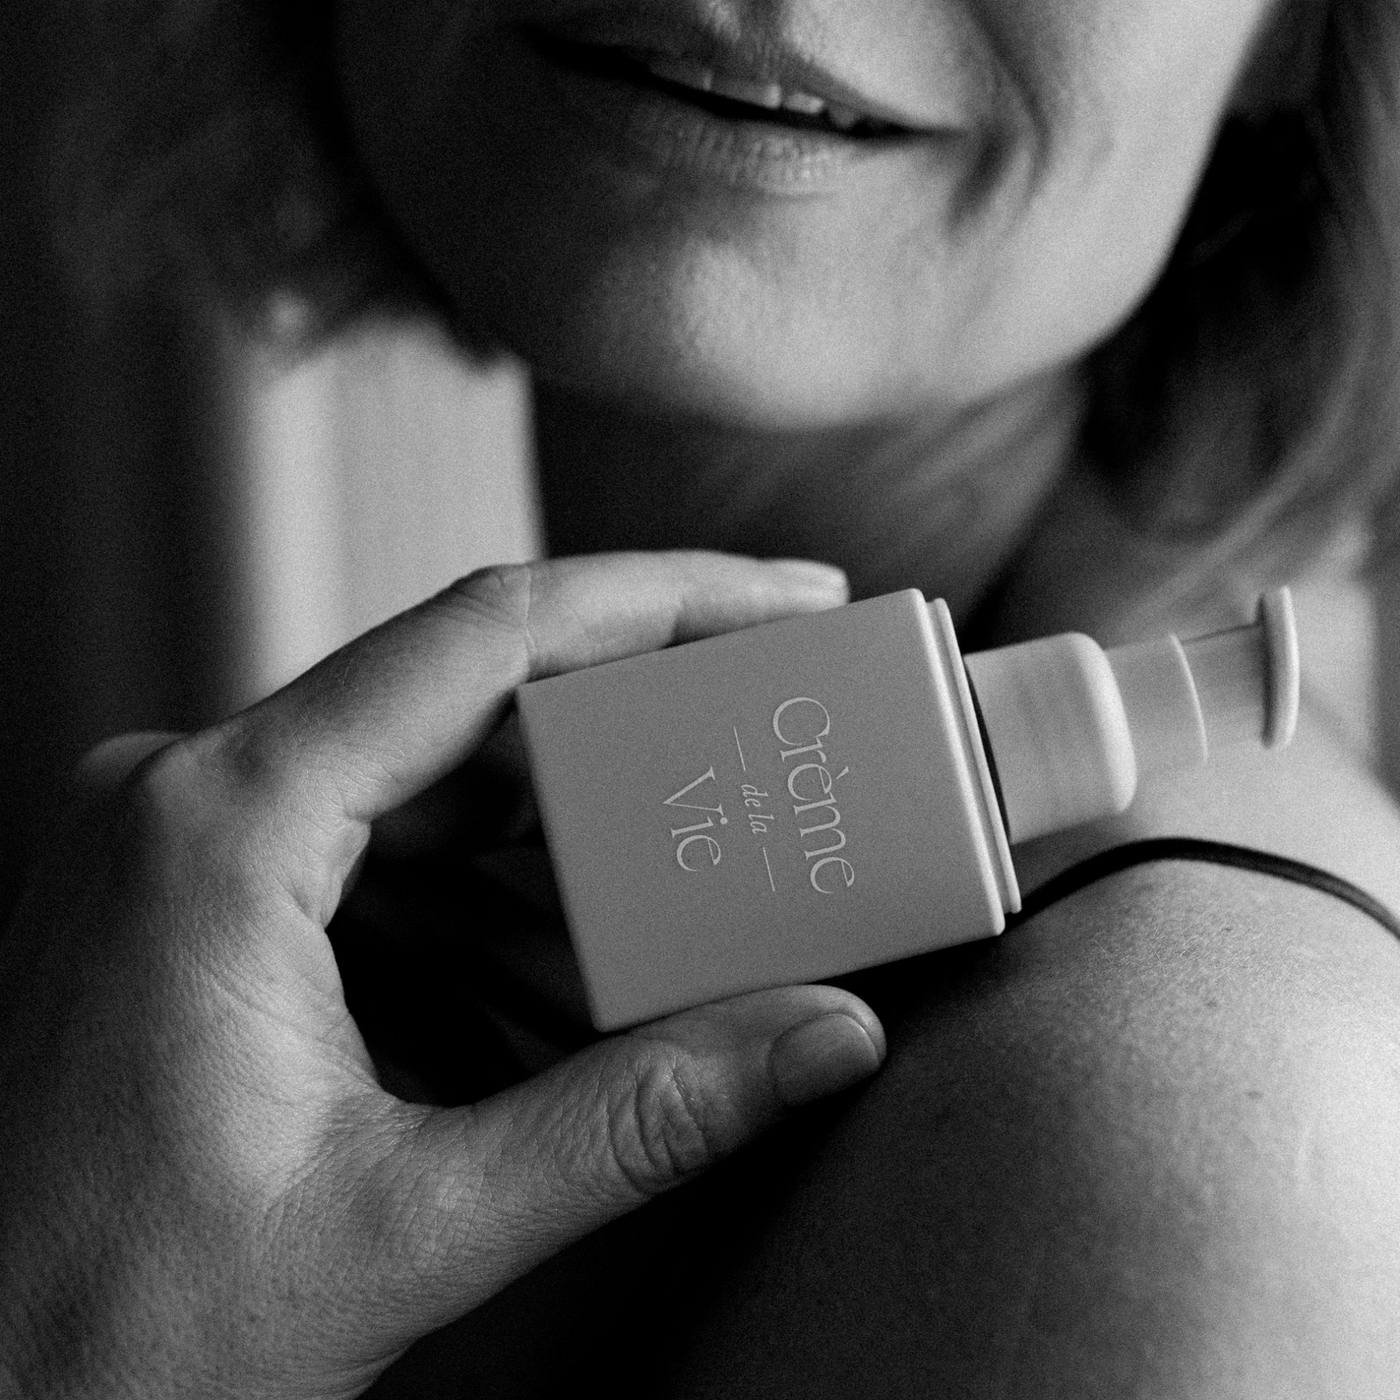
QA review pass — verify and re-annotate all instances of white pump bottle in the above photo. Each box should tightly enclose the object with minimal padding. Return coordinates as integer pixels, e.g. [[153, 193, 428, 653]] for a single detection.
[[519, 588, 1300, 1029]]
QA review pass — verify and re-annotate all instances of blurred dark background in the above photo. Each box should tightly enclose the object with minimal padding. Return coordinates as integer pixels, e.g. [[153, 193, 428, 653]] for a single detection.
[[1, 10, 237, 915], [0, 9, 539, 918]]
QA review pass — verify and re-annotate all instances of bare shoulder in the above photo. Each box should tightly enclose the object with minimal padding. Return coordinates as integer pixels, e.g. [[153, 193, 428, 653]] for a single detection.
[[1001, 701, 1400, 1082], [645, 736, 1400, 1398], [1016, 702, 1400, 920]]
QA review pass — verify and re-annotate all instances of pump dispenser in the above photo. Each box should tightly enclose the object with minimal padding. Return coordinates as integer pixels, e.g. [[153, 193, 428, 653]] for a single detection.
[[963, 590, 1299, 843], [519, 587, 1300, 1029]]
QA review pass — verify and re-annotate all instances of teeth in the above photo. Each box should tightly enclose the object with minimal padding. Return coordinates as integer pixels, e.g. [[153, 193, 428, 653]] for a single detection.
[[643, 54, 714, 93], [708, 73, 784, 109], [636, 52, 883, 133]]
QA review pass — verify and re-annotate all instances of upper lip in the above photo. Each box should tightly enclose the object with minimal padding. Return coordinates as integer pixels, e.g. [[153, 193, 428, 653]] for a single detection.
[[527, 3, 980, 133]]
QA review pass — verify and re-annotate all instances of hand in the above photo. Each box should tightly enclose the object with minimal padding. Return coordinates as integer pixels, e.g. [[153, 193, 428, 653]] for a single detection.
[[0, 553, 886, 1400]]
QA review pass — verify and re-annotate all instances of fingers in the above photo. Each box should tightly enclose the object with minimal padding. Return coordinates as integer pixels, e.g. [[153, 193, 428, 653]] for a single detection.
[[72, 732, 182, 795], [357, 984, 884, 1322], [210, 553, 847, 831]]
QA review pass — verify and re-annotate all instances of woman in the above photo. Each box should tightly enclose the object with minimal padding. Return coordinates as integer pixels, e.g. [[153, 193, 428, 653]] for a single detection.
[[7, 0, 1400, 1393]]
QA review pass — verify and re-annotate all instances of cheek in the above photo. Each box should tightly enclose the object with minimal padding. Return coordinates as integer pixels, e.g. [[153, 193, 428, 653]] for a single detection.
[[337, 0, 1275, 423], [947, 0, 1277, 387]]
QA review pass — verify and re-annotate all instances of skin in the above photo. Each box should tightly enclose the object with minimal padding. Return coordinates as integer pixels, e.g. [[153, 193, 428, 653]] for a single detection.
[[339, 0, 1293, 622], [649, 717, 1400, 1397], [0, 556, 887, 1399], [338, 0, 1282, 426], [8, 1, 1400, 1397]]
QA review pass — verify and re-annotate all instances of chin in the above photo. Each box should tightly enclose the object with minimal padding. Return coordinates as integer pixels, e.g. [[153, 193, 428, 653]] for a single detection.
[[543, 345, 921, 429], [467, 281, 958, 431], [525, 339, 895, 430]]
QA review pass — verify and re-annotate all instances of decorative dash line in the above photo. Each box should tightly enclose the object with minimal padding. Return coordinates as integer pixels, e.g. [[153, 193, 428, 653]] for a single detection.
[[762, 847, 776, 893], [733, 726, 748, 772]]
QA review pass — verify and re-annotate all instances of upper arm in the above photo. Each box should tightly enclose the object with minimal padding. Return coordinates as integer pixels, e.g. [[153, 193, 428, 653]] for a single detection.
[[1013, 701, 1400, 918], [640, 847, 1400, 1399]]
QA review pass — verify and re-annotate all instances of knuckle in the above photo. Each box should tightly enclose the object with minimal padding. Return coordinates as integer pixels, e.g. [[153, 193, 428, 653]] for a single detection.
[[73, 732, 170, 793], [443, 564, 536, 630], [104, 730, 258, 878], [441, 564, 539, 669], [191, 715, 288, 809], [61, 737, 223, 906], [162, 714, 319, 832], [608, 1050, 723, 1196], [117, 735, 218, 835]]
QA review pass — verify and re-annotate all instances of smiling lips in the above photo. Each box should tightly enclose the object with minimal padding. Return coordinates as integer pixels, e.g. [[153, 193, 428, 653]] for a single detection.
[[529, 29, 927, 141], [624, 49, 904, 136]]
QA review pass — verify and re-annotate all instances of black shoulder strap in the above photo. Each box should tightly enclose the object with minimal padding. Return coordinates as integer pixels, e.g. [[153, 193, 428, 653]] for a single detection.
[[1013, 836, 1400, 942]]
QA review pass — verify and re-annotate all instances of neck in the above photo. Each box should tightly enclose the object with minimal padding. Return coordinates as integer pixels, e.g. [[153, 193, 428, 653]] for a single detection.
[[533, 373, 1084, 631]]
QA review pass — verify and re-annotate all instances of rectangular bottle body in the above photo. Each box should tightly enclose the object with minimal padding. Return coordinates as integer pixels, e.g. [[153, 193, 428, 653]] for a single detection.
[[518, 590, 1009, 1029]]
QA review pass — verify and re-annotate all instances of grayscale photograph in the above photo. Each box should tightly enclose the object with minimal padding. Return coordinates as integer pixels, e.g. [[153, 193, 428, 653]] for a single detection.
[[2, 1, 1398, 1394]]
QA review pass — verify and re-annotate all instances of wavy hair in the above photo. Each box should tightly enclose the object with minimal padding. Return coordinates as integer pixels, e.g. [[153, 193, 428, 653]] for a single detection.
[[51, 0, 1400, 577]]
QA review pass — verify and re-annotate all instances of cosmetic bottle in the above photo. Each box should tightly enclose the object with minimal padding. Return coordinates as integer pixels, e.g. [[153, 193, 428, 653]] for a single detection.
[[518, 588, 1300, 1030]]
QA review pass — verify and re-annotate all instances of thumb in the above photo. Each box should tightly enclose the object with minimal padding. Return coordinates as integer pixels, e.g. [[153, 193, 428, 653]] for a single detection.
[[356, 984, 884, 1327]]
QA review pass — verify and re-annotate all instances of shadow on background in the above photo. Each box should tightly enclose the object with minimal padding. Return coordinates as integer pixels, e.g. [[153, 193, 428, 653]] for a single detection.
[[0, 10, 238, 915]]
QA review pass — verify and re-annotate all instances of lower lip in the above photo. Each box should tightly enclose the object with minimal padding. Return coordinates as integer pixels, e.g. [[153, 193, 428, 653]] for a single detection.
[[516, 34, 962, 196]]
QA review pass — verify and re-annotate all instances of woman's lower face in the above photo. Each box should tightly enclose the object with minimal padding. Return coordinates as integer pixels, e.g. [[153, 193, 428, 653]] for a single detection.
[[338, 0, 1281, 429]]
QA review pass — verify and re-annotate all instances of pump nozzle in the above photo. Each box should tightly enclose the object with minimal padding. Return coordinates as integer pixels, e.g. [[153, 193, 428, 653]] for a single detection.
[[962, 589, 1299, 845], [1104, 589, 1299, 774]]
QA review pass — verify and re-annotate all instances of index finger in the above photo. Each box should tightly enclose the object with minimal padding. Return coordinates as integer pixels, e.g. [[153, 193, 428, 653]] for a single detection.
[[208, 552, 847, 830]]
